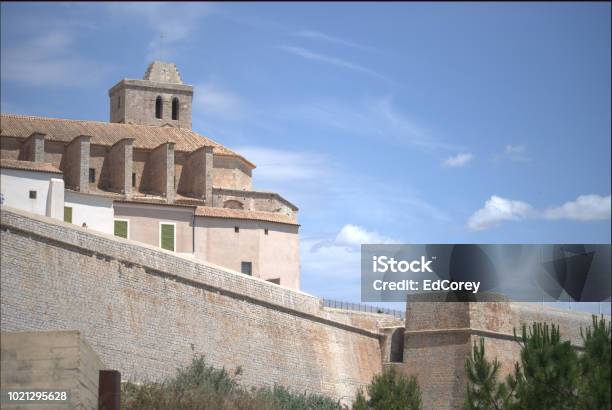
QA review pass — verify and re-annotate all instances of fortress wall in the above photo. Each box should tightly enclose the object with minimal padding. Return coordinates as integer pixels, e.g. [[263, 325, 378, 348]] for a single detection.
[[0, 207, 382, 403], [401, 301, 605, 410]]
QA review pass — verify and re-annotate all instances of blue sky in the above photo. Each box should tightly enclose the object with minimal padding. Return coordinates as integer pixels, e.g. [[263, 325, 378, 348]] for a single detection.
[[1, 2, 610, 310]]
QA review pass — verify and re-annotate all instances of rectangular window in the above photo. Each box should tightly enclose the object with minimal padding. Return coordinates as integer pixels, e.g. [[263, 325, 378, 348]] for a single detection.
[[64, 206, 72, 223], [114, 219, 129, 239], [132, 173, 136, 187], [241, 262, 252, 276], [160, 223, 175, 252], [89, 168, 96, 183], [267, 278, 280, 285], [29, 190, 37, 199], [264, 228, 269, 235], [234, 226, 240, 233]]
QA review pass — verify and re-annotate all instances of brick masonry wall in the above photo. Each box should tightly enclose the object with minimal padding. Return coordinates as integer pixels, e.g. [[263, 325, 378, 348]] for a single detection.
[[0, 207, 382, 403], [399, 300, 608, 409]]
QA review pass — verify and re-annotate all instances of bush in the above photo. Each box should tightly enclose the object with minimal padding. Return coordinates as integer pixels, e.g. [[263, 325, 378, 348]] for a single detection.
[[121, 356, 343, 410], [353, 367, 422, 410]]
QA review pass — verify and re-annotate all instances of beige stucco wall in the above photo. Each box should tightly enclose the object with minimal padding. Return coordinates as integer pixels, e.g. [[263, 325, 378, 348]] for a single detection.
[[194, 216, 300, 289], [113, 202, 194, 253]]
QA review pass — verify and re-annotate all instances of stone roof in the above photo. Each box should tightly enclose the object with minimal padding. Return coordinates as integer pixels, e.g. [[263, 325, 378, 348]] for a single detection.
[[0, 113, 255, 168], [0, 158, 62, 174], [143, 61, 183, 84], [195, 206, 299, 226]]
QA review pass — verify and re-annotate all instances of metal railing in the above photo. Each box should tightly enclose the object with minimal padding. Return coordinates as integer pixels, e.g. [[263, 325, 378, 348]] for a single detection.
[[322, 298, 405, 320]]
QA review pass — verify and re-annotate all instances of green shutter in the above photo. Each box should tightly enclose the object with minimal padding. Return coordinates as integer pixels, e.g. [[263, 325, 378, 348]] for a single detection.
[[64, 207, 72, 223], [114, 220, 128, 239], [160, 224, 175, 251]]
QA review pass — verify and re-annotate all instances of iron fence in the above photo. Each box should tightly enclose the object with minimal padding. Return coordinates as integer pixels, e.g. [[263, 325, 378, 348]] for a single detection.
[[322, 298, 405, 320]]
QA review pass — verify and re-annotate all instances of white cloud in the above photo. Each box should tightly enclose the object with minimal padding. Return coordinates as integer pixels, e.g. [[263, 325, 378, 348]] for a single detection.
[[442, 153, 474, 168], [468, 195, 534, 231], [468, 194, 611, 230], [280, 46, 390, 82], [334, 224, 399, 250], [295, 30, 376, 52], [302, 225, 399, 284], [0, 30, 111, 87], [543, 194, 611, 221]]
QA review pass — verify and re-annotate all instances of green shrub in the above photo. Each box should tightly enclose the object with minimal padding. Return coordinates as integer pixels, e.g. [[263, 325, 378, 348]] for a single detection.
[[352, 367, 422, 410], [121, 356, 344, 410]]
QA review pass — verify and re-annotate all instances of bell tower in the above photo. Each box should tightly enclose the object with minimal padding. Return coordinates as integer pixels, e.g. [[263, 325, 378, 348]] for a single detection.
[[108, 61, 193, 129]]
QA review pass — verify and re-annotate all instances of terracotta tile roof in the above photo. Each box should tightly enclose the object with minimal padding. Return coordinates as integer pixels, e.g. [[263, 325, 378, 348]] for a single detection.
[[0, 113, 255, 168], [195, 206, 299, 226], [0, 158, 62, 174]]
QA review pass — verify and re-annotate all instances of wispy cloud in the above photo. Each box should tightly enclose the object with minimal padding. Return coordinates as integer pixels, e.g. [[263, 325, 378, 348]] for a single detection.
[[468, 194, 611, 231], [504, 144, 531, 161], [233, 146, 330, 182], [280, 45, 391, 82], [493, 144, 531, 163], [295, 30, 377, 52], [108, 3, 210, 60], [0, 30, 111, 87], [194, 81, 247, 121], [284, 96, 459, 152], [442, 153, 474, 168]]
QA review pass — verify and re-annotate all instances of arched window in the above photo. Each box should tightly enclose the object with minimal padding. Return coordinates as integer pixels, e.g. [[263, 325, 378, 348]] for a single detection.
[[155, 96, 163, 119], [223, 200, 244, 210], [172, 97, 179, 121]]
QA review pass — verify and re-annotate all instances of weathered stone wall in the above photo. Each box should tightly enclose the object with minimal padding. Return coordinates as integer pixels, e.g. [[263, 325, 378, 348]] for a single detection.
[[62, 135, 90, 192], [213, 188, 297, 216], [399, 300, 607, 409], [0, 136, 21, 159], [19, 132, 45, 162], [0, 207, 382, 403], [1, 330, 104, 410], [213, 156, 253, 190], [180, 146, 213, 203], [145, 142, 175, 201], [109, 80, 193, 129], [108, 138, 134, 196]]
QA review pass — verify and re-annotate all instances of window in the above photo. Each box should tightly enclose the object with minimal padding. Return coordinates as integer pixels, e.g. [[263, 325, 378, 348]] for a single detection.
[[117, 96, 121, 109], [64, 206, 72, 223], [160, 223, 175, 252], [172, 97, 179, 120], [89, 168, 96, 183], [234, 226, 240, 233], [241, 262, 252, 276], [132, 173, 136, 187], [223, 200, 243, 210], [264, 228, 269, 235], [155, 96, 163, 119], [29, 190, 37, 199], [267, 278, 280, 285], [114, 219, 129, 239]]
